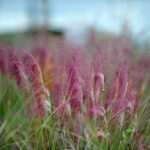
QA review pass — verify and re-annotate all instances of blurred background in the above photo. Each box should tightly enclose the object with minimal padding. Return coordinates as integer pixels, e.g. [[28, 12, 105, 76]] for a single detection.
[[0, 0, 150, 45]]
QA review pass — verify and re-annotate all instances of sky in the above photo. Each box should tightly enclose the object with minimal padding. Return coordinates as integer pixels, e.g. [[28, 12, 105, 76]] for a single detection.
[[0, 0, 150, 39]]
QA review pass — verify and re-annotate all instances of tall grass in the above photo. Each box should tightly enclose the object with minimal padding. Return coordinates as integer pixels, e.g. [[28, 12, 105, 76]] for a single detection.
[[0, 34, 150, 150]]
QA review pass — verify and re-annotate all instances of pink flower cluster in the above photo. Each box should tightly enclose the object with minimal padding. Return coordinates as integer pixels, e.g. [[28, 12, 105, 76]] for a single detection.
[[0, 39, 149, 148], [0, 47, 49, 118]]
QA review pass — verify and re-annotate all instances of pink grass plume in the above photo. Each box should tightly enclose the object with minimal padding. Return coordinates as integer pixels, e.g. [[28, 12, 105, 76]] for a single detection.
[[22, 52, 50, 117]]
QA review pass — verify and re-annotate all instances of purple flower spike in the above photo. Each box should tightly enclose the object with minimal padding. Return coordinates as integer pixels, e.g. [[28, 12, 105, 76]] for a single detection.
[[22, 53, 49, 117], [94, 72, 104, 102], [118, 60, 128, 100], [105, 60, 129, 117], [92, 50, 104, 105], [67, 67, 83, 114], [105, 77, 119, 110], [7, 50, 27, 86]]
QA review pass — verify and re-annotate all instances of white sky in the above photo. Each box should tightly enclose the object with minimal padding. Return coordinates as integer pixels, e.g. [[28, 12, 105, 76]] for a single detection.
[[0, 0, 150, 38]]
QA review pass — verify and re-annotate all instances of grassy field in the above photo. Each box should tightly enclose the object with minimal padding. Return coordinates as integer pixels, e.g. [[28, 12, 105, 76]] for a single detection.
[[0, 33, 150, 150]]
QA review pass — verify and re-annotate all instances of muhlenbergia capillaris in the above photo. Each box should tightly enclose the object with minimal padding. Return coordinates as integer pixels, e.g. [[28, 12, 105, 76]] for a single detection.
[[0, 36, 150, 149]]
